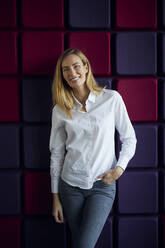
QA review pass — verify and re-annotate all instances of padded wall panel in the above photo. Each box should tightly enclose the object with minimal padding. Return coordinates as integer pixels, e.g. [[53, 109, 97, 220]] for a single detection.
[[118, 171, 158, 214], [22, 78, 52, 122], [163, 0, 165, 28], [0, 78, 19, 121], [22, 31, 64, 75], [0, 0, 17, 27], [0, 217, 21, 248], [95, 78, 112, 89], [0, 171, 21, 214], [24, 217, 66, 248], [23, 126, 50, 169], [0, 32, 17, 74], [163, 127, 165, 167], [24, 172, 51, 214], [68, 0, 111, 28], [162, 81, 165, 120], [22, 0, 64, 28], [128, 124, 158, 168], [95, 218, 113, 248], [0, 126, 20, 168], [68, 32, 111, 76], [116, 0, 157, 29], [162, 34, 165, 75], [118, 216, 158, 248], [116, 78, 158, 121], [163, 172, 165, 212], [115, 32, 157, 75]]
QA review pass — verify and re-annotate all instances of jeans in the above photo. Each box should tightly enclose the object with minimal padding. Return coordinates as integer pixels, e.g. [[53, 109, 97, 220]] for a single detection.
[[59, 177, 116, 248]]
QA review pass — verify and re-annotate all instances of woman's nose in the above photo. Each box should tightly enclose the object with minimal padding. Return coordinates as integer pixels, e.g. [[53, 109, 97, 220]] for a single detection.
[[69, 67, 76, 76]]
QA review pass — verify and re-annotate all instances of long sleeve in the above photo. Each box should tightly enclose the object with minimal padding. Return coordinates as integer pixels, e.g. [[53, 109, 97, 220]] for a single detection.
[[115, 92, 137, 170], [49, 106, 67, 193]]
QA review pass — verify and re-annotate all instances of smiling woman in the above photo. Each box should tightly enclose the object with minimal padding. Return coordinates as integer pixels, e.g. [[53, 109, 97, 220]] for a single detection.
[[49, 48, 137, 248]]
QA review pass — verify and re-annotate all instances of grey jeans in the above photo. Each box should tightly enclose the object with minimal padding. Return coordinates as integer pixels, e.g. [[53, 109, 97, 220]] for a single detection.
[[59, 177, 116, 248]]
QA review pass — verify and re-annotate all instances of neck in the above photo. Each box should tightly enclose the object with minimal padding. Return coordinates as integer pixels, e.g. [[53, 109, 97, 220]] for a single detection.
[[72, 85, 90, 104]]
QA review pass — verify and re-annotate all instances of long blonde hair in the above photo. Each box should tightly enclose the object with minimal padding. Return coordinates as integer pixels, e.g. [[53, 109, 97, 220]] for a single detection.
[[52, 48, 105, 119]]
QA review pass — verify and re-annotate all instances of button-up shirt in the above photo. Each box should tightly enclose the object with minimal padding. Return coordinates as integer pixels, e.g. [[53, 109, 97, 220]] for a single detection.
[[49, 89, 137, 193]]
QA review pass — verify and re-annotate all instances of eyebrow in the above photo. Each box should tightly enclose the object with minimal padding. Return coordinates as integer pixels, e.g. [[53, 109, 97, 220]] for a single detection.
[[62, 62, 80, 69]]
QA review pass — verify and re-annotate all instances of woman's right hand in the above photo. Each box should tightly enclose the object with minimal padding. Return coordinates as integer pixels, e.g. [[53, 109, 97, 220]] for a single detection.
[[52, 195, 64, 223]]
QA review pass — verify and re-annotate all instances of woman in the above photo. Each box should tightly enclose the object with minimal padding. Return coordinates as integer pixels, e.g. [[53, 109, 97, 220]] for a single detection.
[[49, 48, 137, 248]]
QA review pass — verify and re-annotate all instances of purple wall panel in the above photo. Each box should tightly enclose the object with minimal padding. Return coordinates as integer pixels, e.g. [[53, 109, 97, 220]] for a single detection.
[[0, 0, 17, 27], [0, 217, 21, 248], [0, 171, 21, 214], [115, 32, 157, 75], [163, 126, 165, 167], [0, 126, 20, 168], [68, 0, 111, 28], [24, 172, 51, 214], [118, 171, 158, 214], [116, 78, 158, 121], [118, 216, 158, 248], [116, 0, 157, 28], [128, 124, 158, 168], [24, 218, 66, 248], [163, 81, 165, 120], [0, 1, 163, 248], [22, 78, 52, 122], [23, 126, 50, 169], [162, 34, 165, 75], [68, 32, 111, 76], [22, 0, 64, 28], [0, 78, 19, 121], [0, 32, 17, 74], [22, 31, 64, 75]]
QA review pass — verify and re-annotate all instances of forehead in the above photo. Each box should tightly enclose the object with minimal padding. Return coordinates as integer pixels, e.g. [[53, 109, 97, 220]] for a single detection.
[[62, 54, 83, 67]]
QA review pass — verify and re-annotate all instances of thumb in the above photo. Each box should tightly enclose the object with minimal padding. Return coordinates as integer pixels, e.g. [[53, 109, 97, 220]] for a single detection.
[[97, 172, 106, 179]]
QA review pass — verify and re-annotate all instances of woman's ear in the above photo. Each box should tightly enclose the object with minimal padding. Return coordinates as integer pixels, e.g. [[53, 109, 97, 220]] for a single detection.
[[84, 63, 88, 73]]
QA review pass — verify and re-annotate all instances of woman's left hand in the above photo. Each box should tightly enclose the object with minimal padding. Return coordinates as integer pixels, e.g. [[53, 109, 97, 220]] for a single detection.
[[97, 166, 124, 184]]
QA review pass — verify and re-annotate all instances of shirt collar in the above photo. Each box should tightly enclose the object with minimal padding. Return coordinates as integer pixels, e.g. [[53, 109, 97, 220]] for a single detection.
[[71, 90, 96, 107]]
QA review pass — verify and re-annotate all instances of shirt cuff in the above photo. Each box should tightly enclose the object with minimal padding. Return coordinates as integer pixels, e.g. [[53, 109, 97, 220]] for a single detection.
[[51, 179, 59, 193], [115, 156, 130, 171]]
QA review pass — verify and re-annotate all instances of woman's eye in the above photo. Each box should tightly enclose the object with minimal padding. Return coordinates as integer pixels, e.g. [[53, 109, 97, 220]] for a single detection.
[[63, 68, 69, 72], [74, 65, 80, 69]]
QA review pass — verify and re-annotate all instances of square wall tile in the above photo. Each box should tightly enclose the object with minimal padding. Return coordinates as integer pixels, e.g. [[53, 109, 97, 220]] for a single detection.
[[0, 171, 21, 214], [116, 0, 157, 29], [0, 32, 17, 74], [118, 171, 158, 214], [68, 32, 111, 76], [0, 217, 22, 248], [0, 0, 17, 27], [68, 0, 111, 28], [24, 172, 51, 214], [116, 78, 158, 121], [23, 126, 50, 169], [22, 78, 52, 122], [128, 124, 158, 168], [24, 217, 66, 248], [0, 126, 20, 168], [115, 32, 157, 75], [22, 31, 64, 75], [22, 0, 64, 28], [118, 216, 158, 248], [0, 78, 19, 121]]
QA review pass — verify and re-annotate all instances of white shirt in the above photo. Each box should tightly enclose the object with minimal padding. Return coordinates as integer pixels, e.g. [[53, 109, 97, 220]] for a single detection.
[[49, 89, 137, 193]]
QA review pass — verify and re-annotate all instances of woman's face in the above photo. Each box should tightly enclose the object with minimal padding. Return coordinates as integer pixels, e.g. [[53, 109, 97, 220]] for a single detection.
[[61, 54, 88, 90]]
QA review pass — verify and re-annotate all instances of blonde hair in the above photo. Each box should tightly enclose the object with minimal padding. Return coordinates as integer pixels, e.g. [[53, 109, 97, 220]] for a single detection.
[[52, 48, 105, 119]]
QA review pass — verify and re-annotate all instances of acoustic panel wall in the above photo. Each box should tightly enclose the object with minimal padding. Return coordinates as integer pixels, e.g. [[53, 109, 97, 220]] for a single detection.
[[0, 0, 163, 248]]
